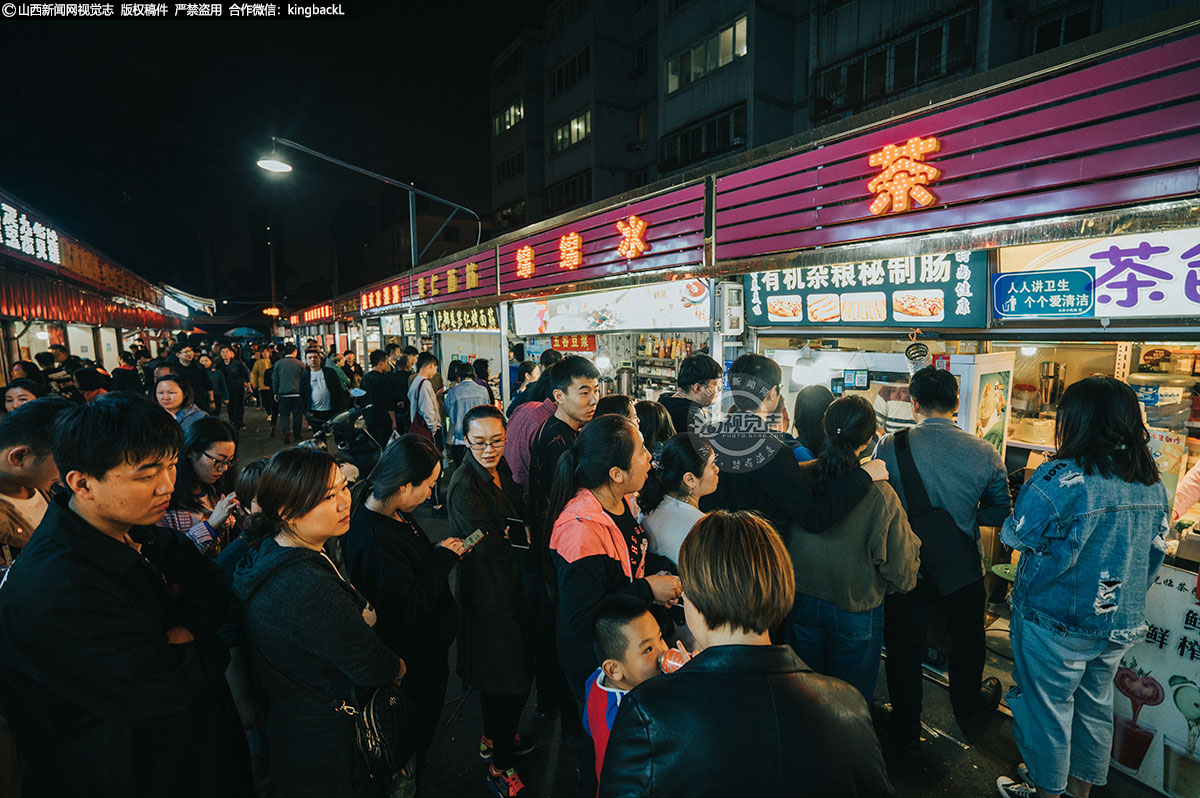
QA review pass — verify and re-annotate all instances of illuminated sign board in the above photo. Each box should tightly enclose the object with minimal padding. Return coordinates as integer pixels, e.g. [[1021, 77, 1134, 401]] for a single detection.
[[435, 305, 500, 332], [302, 304, 333, 324], [163, 295, 189, 317], [411, 250, 497, 305], [0, 201, 61, 265], [361, 279, 409, 313], [867, 136, 942, 216], [513, 279, 710, 336]]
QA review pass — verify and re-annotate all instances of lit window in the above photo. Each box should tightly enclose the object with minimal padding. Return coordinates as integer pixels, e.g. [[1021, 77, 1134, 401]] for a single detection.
[[666, 16, 748, 95]]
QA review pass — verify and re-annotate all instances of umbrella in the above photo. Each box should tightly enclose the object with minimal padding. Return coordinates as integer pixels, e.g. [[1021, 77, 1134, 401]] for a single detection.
[[223, 327, 267, 338]]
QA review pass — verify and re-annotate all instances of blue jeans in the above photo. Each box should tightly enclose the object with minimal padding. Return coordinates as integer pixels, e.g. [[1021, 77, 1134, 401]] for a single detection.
[[276, 396, 303, 437], [1007, 612, 1130, 794], [784, 593, 884, 701]]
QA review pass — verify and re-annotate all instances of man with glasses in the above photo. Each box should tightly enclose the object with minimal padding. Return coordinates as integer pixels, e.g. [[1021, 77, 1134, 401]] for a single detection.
[[658, 354, 723, 435]]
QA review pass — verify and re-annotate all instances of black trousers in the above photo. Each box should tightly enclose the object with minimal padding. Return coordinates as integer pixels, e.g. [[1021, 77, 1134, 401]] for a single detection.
[[399, 661, 449, 795], [480, 691, 528, 771], [226, 390, 245, 428], [883, 577, 986, 740]]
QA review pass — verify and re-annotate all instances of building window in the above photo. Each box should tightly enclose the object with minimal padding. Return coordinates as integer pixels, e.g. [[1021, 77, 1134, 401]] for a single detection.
[[496, 151, 525, 184], [493, 98, 525, 136], [813, 7, 975, 120], [1025, 3, 1098, 56], [550, 47, 591, 97], [545, 170, 592, 213], [659, 103, 747, 173], [550, 109, 592, 154], [631, 42, 648, 78], [547, 0, 589, 39], [635, 110, 647, 142], [492, 48, 523, 86], [666, 16, 747, 95], [625, 168, 650, 190], [494, 199, 527, 231]]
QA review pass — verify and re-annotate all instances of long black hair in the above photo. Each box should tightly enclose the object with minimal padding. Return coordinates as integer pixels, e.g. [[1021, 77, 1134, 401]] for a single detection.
[[243, 448, 340, 542], [812, 395, 876, 496], [1056, 377, 1159, 485], [638, 433, 713, 514], [542, 415, 641, 597], [171, 417, 238, 512], [635, 400, 676, 453], [350, 433, 442, 513], [793, 384, 834, 454]]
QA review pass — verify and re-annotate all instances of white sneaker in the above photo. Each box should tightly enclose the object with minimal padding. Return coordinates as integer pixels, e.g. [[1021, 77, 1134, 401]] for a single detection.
[[997, 776, 1037, 798]]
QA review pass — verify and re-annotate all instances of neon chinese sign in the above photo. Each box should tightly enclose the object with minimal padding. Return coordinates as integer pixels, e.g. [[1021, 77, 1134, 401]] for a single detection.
[[867, 136, 941, 216], [0, 201, 61, 265], [559, 233, 582, 270], [360, 280, 406, 312], [515, 246, 535, 279], [302, 304, 333, 324], [616, 215, 649, 259]]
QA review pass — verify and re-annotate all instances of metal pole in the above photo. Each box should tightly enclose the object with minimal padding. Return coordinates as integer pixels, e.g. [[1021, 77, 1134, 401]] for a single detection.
[[409, 190, 418, 270], [268, 203, 278, 339], [499, 301, 511, 408]]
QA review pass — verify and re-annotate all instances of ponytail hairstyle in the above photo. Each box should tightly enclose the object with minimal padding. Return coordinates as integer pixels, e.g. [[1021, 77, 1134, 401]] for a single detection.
[[350, 433, 441, 513], [638, 433, 713, 514], [812, 395, 876, 496], [541, 414, 641, 597], [243, 448, 340, 543]]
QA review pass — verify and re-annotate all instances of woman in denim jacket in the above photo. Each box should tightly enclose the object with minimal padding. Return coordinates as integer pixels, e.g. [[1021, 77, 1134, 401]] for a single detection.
[[998, 377, 1168, 798]]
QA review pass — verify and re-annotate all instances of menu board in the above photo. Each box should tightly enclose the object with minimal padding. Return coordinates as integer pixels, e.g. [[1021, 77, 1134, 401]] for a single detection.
[[1110, 565, 1200, 796], [512, 279, 710, 336], [743, 250, 988, 328]]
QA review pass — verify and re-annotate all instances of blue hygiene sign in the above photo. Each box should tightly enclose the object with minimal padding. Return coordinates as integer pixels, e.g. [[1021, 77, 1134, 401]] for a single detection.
[[992, 268, 1096, 319]]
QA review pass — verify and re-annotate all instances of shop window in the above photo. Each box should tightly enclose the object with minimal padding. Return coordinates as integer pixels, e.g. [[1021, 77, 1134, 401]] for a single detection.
[[813, 7, 975, 121], [550, 47, 591, 98], [659, 103, 747, 173], [1026, 3, 1098, 56], [665, 15, 747, 95], [496, 150, 525, 184], [493, 98, 525, 136], [550, 109, 592, 155], [545, 170, 593, 213]]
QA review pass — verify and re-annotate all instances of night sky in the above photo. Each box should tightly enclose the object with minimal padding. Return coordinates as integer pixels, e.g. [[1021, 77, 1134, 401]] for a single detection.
[[0, 3, 543, 316]]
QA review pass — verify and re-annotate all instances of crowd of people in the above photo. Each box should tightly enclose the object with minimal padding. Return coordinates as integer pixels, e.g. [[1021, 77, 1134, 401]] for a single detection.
[[0, 336, 1173, 798]]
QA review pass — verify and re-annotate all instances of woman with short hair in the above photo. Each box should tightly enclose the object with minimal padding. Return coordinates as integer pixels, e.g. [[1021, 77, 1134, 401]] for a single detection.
[[234, 448, 405, 798], [600, 510, 893, 797]]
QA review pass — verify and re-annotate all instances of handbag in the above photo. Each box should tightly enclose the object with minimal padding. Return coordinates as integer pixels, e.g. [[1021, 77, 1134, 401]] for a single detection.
[[893, 429, 982, 595]]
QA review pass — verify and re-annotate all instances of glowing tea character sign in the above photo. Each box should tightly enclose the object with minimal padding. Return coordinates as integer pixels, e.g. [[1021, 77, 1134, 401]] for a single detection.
[[867, 136, 942, 216], [559, 232, 583, 270], [515, 246, 535, 279]]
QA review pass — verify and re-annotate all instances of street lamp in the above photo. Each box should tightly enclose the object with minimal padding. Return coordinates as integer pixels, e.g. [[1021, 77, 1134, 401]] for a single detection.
[[255, 136, 482, 273]]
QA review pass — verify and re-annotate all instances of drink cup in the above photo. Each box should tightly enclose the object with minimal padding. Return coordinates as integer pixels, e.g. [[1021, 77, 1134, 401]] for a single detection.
[[1163, 735, 1200, 798], [1110, 714, 1154, 773]]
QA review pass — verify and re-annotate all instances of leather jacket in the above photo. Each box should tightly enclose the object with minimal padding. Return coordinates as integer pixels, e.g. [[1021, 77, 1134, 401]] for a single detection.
[[599, 644, 893, 797]]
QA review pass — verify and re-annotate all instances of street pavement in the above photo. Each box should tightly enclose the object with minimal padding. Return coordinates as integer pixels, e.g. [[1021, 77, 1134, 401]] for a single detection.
[[235, 404, 1160, 798]]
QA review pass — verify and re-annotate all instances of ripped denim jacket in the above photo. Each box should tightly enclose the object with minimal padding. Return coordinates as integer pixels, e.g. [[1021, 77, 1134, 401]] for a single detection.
[[1002, 458, 1169, 644]]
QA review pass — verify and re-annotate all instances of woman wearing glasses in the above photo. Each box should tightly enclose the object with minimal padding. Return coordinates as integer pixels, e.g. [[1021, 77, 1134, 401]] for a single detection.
[[162, 416, 241, 554], [447, 405, 538, 798], [345, 434, 465, 792]]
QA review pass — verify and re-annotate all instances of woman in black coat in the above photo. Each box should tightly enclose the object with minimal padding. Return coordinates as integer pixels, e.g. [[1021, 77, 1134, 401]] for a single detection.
[[233, 448, 405, 798], [345, 434, 464, 791], [446, 405, 536, 797]]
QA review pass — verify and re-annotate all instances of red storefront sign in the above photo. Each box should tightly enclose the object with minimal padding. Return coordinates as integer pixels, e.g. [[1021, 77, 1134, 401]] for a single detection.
[[0, 270, 180, 329], [548, 334, 597, 352]]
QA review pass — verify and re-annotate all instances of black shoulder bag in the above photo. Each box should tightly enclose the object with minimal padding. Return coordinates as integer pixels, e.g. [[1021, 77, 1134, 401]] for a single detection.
[[894, 429, 982, 596]]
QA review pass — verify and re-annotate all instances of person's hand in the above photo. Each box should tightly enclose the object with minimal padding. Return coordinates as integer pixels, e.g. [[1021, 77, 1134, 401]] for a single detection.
[[209, 493, 240, 528], [166, 626, 195, 645], [437, 537, 466, 558], [647, 574, 682, 606], [393, 659, 408, 686], [861, 459, 889, 482]]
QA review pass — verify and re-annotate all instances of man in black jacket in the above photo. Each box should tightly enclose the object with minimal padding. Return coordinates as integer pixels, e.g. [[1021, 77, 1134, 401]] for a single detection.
[[0, 393, 251, 798], [658, 353, 723, 434], [361, 349, 399, 447], [169, 342, 214, 413], [216, 345, 251, 430], [700, 353, 887, 535]]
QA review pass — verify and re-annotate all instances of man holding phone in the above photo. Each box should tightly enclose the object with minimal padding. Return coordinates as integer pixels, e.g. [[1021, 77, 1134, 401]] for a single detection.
[[446, 405, 539, 797]]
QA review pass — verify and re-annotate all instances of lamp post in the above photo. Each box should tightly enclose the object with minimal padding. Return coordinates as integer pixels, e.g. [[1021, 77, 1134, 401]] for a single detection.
[[255, 136, 482, 272]]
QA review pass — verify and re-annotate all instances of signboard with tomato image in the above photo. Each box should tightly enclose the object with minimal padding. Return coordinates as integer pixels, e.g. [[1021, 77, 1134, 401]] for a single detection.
[[1110, 565, 1200, 795]]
